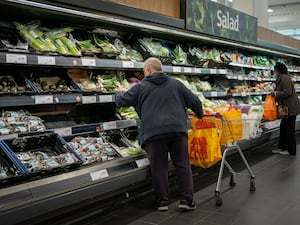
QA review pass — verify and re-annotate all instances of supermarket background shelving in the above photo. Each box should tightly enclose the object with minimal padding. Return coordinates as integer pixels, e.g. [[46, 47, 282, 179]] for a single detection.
[[0, 0, 300, 224]]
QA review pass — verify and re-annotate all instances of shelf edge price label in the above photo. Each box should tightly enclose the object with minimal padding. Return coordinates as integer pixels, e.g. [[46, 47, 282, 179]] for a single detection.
[[172, 66, 181, 73], [194, 68, 201, 73], [35, 95, 53, 104], [99, 95, 113, 103], [81, 58, 96, 67], [122, 61, 134, 68], [257, 77, 262, 81], [90, 169, 109, 181], [238, 75, 244, 80], [54, 127, 72, 137], [0, 133, 18, 140], [135, 158, 150, 168], [82, 96, 97, 104], [183, 67, 192, 73], [38, 56, 56, 65], [241, 92, 247, 96], [211, 92, 218, 97], [219, 69, 227, 74], [6, 53, 27, 64], [103, 121, 117, 130], [210, 69, 217, 74]]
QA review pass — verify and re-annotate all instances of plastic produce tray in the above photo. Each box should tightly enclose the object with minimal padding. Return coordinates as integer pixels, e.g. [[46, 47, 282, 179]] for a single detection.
[[0, 27, 29, 52], [69, 28, 102, 56], [66, 132, 120, 165], [28, 69, 81, 93], [132, 37, 175, 65], [0, 140, 27, 184], [2, 132, 83, 174], [0, 72, 35, 95]]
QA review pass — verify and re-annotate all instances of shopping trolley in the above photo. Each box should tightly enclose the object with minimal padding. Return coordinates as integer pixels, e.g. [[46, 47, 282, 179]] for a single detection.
[[205, 111, 261, 206]]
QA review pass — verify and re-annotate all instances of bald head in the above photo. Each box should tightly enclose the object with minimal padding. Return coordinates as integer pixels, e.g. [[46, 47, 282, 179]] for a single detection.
[[143, 57, 163, 77]]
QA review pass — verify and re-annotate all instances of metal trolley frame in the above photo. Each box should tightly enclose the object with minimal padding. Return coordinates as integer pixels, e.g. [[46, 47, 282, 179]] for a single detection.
[[212, 115, 258, 206]]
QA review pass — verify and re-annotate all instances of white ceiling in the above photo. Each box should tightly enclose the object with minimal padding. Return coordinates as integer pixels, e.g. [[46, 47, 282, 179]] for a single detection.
[[268, 0, 300, 39]]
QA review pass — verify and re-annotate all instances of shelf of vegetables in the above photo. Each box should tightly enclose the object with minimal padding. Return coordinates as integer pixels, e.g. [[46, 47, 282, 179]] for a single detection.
[[0, 0, 300, 223]]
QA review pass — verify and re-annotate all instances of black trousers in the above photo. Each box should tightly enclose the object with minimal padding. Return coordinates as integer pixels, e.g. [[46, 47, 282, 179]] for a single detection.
[[145, 135, 194, 203], [279, 115, 297, 155]]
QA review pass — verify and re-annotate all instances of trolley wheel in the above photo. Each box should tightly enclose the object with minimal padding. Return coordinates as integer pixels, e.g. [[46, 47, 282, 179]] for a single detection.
[[250, 179, 256, 192], [215, 191, 222, 206], [229, 174, 236, 187]]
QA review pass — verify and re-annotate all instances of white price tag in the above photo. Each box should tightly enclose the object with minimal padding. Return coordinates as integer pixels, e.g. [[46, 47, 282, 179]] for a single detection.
[[183, 67, 192, 73], [82, 96, 97, 104], [219, 69, 227, 74], [103, 121, 117, 130], [90, 169, 109, 181], [241, 92, 247, 96], [0, 133, 18, 140], [211, 92, 218, 97], [6, 54, 27, 64], [172, 66, 181, 73], [55, 127, 72, 136], [122, 61, 134, 68], [194, 68, 201, 73], [81, 58, 96, 67], [135, 158, 150, 168], [257, 77, 262, 81], [238, 75, 244, 80], [35, 95, 53, 104], [99, 95, 113, 103], [210, 69, 217, 74], [38, 56, 56, 65]]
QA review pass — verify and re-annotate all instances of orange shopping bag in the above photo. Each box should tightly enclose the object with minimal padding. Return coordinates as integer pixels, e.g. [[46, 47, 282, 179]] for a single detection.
[[263, 95, 278, 121], [188, 117, 222, 168]]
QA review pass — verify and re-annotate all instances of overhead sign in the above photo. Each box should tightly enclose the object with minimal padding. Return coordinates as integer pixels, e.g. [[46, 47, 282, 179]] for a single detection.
[[186, 0, 257, 44]]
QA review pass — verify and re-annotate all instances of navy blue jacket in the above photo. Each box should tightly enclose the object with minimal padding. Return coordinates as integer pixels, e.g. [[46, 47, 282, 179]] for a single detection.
[[115, 72, 203, 146]]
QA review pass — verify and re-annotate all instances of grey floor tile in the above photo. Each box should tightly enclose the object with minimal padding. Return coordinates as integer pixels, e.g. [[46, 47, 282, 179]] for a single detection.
[[137, 211, 173, 224], [202, 212, 236, 225], [159, 214, 197, 225]]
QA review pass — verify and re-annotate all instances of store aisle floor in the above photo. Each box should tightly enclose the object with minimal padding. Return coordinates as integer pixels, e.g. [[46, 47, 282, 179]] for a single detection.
[[86, 139, 300, 225]]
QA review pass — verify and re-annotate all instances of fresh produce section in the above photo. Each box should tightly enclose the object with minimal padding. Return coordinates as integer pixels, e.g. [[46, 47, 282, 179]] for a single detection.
[[0, 1, 299, 224]]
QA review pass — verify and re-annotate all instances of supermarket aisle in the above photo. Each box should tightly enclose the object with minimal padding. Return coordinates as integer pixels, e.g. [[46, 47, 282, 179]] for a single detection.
[[85, 137, 300, 225]]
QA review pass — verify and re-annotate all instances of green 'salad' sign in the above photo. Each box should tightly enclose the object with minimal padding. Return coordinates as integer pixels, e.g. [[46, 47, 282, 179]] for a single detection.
[[186, 0, 258, 44]]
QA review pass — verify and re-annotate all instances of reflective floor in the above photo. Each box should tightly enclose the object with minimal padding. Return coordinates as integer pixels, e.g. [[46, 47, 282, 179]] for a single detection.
[[86, 136, 300, 225]]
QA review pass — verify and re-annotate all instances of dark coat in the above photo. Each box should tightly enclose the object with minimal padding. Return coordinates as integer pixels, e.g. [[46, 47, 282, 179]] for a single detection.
[[275, 74, 300, 116], [115, 72, 203, 146]]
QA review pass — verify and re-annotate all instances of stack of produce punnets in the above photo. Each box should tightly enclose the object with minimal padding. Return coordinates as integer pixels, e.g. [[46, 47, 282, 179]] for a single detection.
[[68, 136, 119, 165], [0, 110, 46, 135]]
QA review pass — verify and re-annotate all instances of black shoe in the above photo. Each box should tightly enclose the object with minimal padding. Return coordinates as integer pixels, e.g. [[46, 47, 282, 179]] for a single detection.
[[178, 199, 196, 210], [156, 201, 168, 211]]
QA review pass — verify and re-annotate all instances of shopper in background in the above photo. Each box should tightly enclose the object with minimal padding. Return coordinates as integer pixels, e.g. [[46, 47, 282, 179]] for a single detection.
[[271, 62, 300, 155], [115, 57, 203, 211]]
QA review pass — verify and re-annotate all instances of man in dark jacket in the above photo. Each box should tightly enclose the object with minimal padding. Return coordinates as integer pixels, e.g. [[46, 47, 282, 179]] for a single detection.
[[272, 62, 300, 155], [115, 57, 203, 211]]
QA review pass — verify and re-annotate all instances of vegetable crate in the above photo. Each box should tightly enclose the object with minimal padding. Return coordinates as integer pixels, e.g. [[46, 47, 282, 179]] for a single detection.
[[107, 129, 144, 158], [0, 140, 27, 185], [28, 69, 81, 93], [1, 132, 83, 175], [66, 133, 120, 166], [132, 37, 175, 65]]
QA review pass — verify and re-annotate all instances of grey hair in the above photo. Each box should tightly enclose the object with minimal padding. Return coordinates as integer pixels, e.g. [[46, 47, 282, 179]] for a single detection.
[[144, 57, 163, 71]]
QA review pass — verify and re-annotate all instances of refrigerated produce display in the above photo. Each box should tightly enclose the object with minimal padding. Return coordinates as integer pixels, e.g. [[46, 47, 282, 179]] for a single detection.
[[0, 0, 300, 224]]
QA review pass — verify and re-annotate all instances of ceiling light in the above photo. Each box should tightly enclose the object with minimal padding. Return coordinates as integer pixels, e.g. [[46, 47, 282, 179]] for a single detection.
[[268, 8, 273, 13]]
